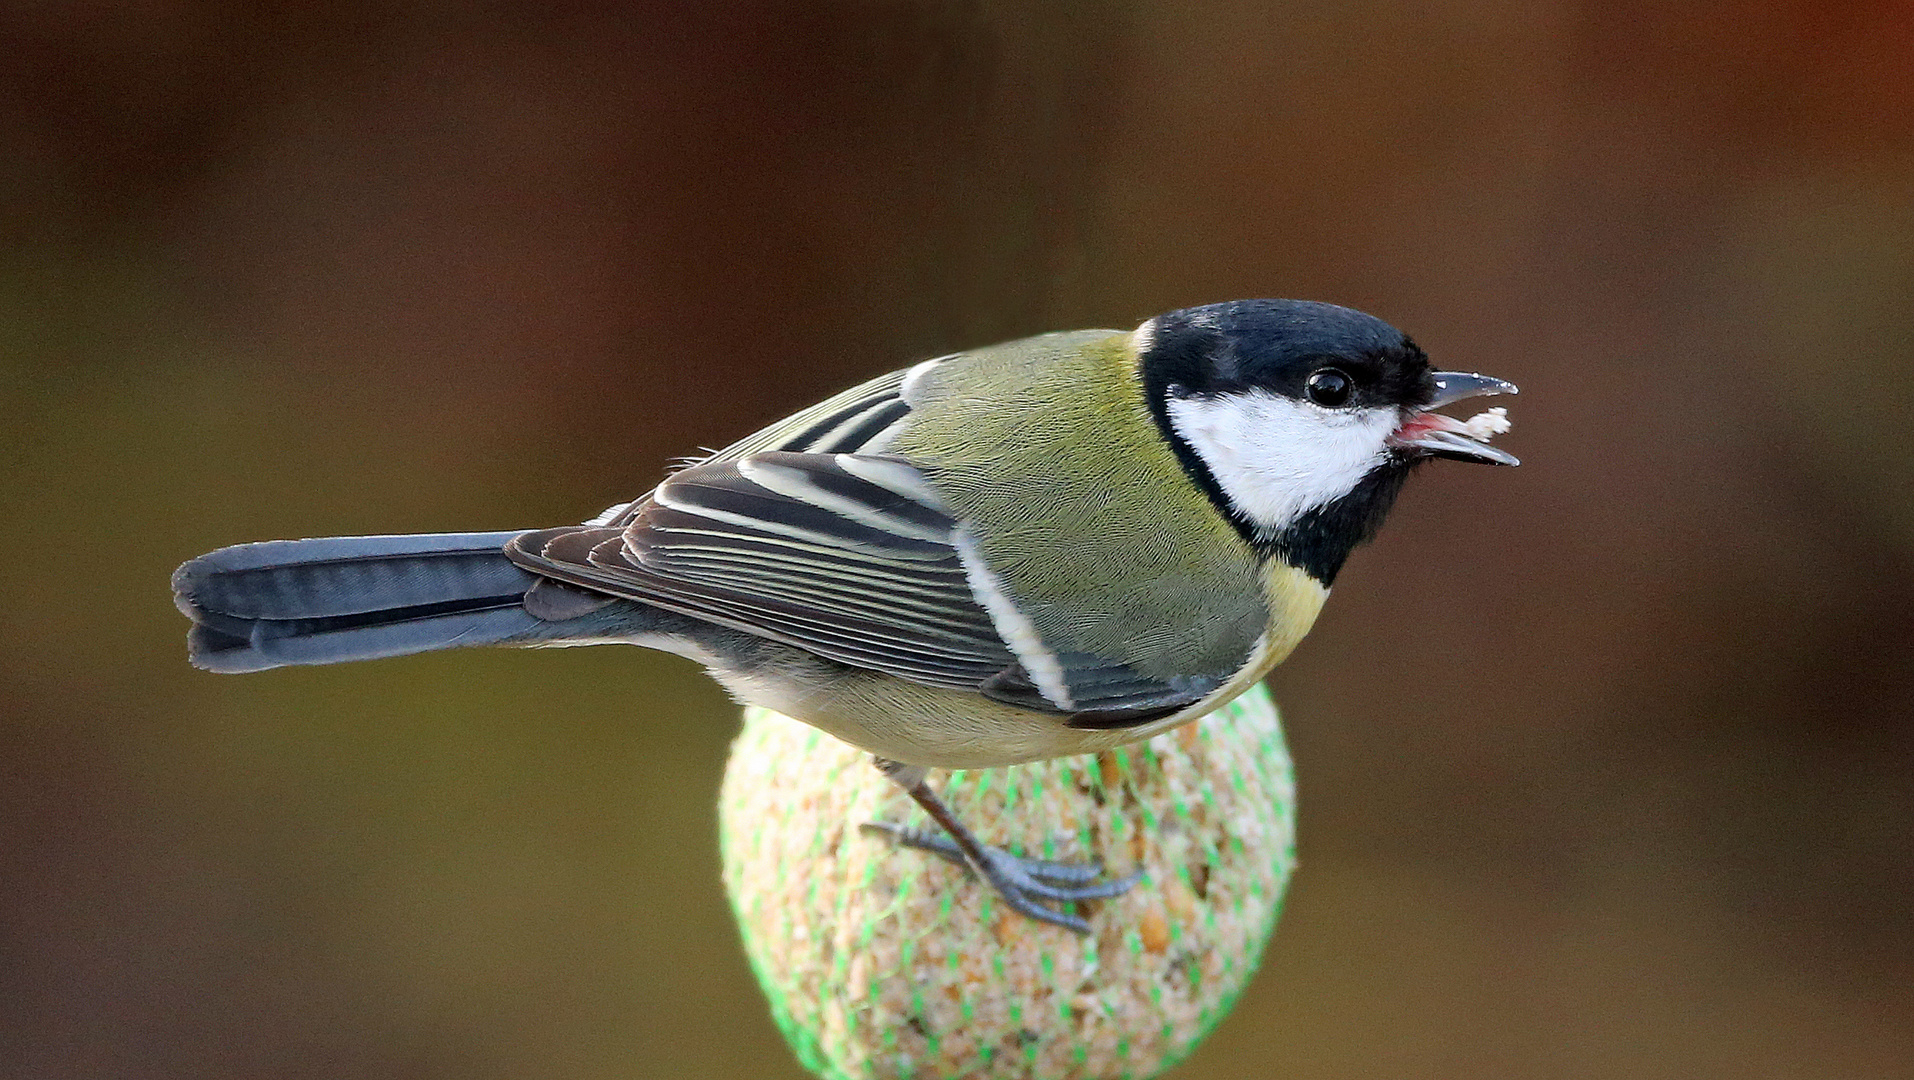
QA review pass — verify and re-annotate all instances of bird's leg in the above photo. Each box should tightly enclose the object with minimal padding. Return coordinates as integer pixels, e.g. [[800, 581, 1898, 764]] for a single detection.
[[863, 756, 1138, 934]]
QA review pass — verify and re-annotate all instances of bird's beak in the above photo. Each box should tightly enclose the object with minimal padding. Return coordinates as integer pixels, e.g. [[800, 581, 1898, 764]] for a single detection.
[[1389, 372, 1520, 466]]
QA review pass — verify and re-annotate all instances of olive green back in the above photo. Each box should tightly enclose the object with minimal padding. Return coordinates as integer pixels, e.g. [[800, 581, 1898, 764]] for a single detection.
[[890, 330, 1267, 679]]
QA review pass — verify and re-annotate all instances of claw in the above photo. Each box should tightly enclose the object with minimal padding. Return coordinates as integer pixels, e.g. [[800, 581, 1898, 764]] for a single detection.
[[862, 823, 1115, 882], [862, 819, 1139, 932], [868, 756, 1137, 933]]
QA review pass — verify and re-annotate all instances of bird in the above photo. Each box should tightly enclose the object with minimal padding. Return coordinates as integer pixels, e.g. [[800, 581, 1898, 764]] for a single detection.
[[173, 298, 1517, 933]]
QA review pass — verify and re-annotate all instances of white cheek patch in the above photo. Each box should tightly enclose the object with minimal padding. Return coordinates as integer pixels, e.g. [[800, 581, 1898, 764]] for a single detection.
[[1166, 392, 1397, 533]]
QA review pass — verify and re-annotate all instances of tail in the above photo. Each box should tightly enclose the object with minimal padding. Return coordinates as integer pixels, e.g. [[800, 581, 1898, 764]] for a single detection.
[[173, 531, 553, 673]]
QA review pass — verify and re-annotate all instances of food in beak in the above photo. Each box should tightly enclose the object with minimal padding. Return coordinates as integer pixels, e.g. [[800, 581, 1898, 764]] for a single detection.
[[1389, 372, 1519, 466]]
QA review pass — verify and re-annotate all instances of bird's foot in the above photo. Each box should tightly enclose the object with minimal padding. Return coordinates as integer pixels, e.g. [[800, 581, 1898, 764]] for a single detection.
[[861, 821, 1139, 934]]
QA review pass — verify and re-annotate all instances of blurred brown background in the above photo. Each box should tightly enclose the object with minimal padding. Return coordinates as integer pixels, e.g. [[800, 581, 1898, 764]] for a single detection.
[[4, 2, 1912, 1077]]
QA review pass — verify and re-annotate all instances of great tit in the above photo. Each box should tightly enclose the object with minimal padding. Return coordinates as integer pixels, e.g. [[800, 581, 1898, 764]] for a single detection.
[[174, 298, 1517, 932]]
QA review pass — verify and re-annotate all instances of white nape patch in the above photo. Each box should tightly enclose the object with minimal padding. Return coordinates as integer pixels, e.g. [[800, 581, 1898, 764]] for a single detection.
[[951, 523, 1074, 710], [1132, 316, 1158, 356], [1167, 391, 1399, 533]]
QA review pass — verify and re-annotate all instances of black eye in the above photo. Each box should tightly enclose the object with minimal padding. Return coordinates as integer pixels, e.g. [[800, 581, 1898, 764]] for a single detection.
[[1305, 368, 1353, 407]]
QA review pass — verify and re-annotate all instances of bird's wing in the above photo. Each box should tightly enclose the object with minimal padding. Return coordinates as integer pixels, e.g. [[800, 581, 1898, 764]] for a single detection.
[[509, 451, 1210, 720], [700, 366, 919, 459], [983, 662, 1222, 729], [514, 452, 1007, 690], [592, 365, 920, 529]]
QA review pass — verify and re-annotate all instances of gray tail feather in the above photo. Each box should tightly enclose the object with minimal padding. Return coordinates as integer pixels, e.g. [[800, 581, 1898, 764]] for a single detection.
[[173, 531, 553, 673]]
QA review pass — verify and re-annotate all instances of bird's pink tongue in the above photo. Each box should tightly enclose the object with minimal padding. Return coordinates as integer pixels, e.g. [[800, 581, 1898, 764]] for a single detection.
[[1389, 406, 1514, 460], [1393, 411, 1465, 441]]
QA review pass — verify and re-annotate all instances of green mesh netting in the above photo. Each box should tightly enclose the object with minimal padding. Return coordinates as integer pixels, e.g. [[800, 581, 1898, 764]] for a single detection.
[[718, 684, 1294, 1080]]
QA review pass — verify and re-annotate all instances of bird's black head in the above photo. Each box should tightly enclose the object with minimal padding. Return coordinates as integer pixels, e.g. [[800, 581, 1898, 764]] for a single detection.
[[1137, 298, 1436, 412], [1135, 299, 1518, 584]]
